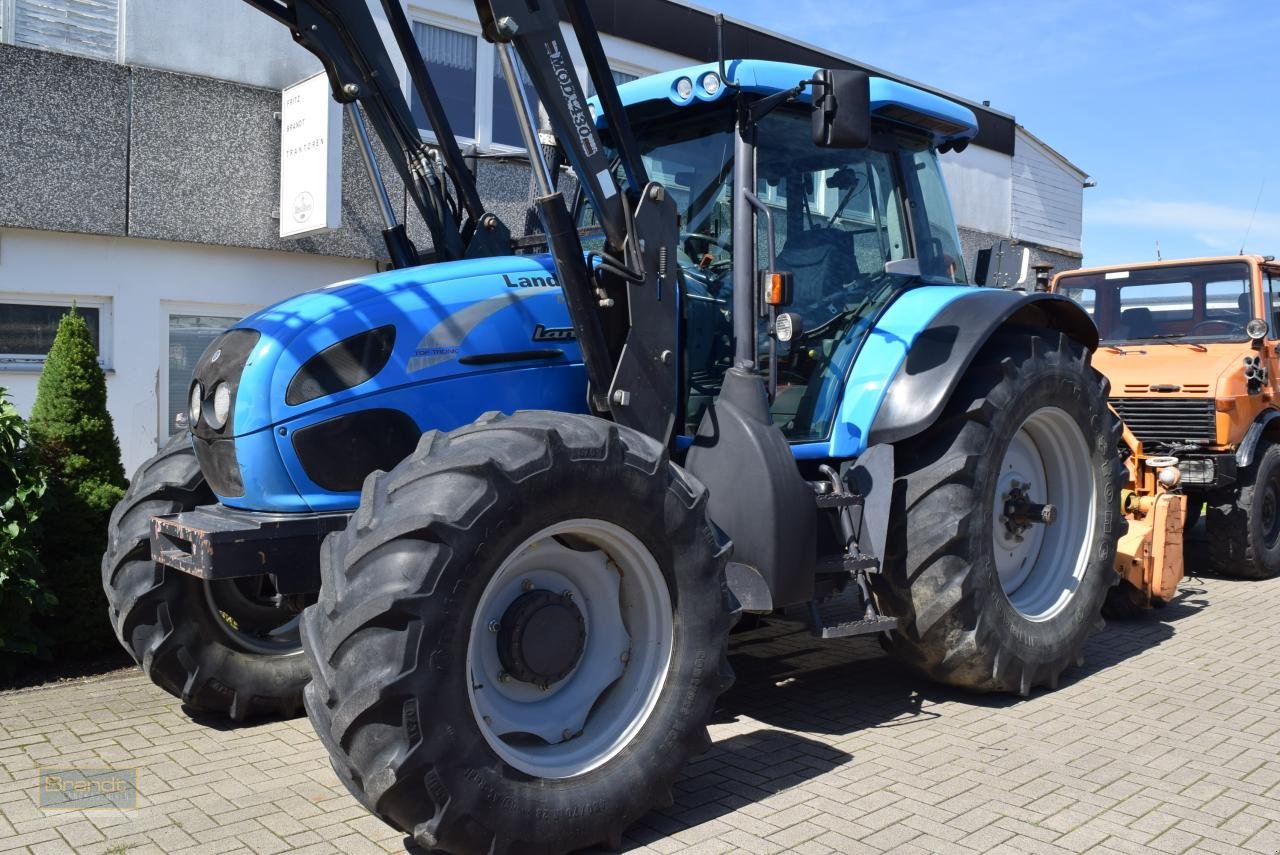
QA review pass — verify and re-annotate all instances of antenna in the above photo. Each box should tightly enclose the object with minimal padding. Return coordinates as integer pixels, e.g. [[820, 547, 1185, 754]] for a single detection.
[[715, 13, 739, 90], [1240, 181, 1266, 255]]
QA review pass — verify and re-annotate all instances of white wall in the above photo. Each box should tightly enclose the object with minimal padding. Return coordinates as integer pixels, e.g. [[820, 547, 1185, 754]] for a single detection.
[[0, 228, 373, 474], [122, 0, 321, 89], [941, 144, 1013, 237], [121, 0, 692, 93], [1011, 127, 1085, 254]]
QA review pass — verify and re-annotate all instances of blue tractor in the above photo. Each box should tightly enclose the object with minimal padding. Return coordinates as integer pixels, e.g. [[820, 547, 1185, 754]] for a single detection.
[[102, 1, 1122, 851]]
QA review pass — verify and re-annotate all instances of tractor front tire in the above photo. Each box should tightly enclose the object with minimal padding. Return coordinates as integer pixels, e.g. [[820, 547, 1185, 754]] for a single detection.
[[1206, 439, 1280, 579], [102, 434, 310, 720], [871, 330, 1123, 695], [301, 411, 734, 854]]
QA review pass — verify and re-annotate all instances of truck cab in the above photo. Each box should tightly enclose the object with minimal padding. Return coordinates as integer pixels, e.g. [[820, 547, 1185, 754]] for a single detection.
[[1053, 255, 1280, 578]]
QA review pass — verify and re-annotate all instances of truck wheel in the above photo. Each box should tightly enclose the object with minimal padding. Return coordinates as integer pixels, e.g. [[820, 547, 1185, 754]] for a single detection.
[[1100, 579, 1155, 620], [102, 434, 310, 719], [302, 411, 734, 854], [1207, 439, 1280, 579], [871, 330, 1123, 695]]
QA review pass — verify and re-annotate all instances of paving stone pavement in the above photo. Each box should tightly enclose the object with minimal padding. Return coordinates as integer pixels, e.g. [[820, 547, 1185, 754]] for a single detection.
[[3, 570, 1280, 854]]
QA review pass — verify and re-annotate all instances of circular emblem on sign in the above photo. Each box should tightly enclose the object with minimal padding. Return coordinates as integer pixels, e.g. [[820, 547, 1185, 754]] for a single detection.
[[210, 348, 222, 363], [293, 191, 315, 224]]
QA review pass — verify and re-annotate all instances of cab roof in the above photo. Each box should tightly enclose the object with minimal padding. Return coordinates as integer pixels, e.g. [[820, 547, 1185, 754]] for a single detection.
[[1055, 255, 1275, 281], [589, 59, 978, 148]]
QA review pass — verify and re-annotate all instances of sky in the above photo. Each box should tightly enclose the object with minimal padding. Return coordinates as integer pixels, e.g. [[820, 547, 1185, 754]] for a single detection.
[[695, 0, 1280, 267]]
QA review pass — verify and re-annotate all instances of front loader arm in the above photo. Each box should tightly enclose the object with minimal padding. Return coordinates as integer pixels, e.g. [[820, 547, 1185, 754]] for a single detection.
[[473, 0, 682, 443]]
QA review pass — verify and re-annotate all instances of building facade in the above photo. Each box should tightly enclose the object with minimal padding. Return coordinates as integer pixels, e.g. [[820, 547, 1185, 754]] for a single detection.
[[0, 0, 1089, 473]]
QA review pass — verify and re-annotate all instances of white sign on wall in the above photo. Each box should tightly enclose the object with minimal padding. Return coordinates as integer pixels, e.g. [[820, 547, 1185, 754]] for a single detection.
[[280, 72, 343, 239]]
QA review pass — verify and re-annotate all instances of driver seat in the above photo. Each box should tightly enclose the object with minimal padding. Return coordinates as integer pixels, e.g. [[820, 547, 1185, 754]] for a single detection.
[[775, 228, 858, 310], [1118, 307, 1154, 339]]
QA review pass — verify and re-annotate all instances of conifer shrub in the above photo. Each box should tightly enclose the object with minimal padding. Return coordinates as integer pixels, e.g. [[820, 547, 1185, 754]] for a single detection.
[[28, 310, 127, 654]]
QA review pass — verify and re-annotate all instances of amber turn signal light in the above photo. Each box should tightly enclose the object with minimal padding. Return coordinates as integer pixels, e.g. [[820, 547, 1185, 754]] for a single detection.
[[760, 270, 794, 307]]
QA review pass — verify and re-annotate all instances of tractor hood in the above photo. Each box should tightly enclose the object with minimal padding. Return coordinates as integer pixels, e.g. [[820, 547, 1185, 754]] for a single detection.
[[214, 253, 580, 438], [187, 253, 590, 512]]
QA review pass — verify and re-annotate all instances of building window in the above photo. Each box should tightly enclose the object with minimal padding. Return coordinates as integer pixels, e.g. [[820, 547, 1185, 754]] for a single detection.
[[165, 314, 241, 438], [586, 68, 639, 97], [5, 0, 118, 62], [491, 46, 540, 148], [0, 298, 109, 370], [409, 22, 478, 141], [406, 17, 545, 152]]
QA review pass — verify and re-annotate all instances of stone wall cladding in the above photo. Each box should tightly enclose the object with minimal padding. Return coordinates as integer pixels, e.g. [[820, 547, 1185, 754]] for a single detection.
[[126, 67, 396, 260], [958, 225, 1082, 287], [0, 44, 441, 263], [0, 44, 129, 236]]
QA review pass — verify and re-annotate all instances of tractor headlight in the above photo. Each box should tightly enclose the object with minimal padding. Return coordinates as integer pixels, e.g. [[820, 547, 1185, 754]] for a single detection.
[[208, 382, 232, 430], [189, 383, 203, 427], [1248, 318, 1269, 340], [674, 76, 693, 100], [700, 71, 721, 95]]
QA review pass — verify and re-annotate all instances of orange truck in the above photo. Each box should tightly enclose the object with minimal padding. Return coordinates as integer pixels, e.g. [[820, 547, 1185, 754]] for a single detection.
[[1051, 255, 1280, 610]]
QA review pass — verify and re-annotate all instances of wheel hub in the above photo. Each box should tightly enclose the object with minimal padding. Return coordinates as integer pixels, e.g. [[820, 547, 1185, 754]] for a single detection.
[[991, 407, 1095, 621], [497, 589, 587, 687], [1002, 481, 1058, 541]]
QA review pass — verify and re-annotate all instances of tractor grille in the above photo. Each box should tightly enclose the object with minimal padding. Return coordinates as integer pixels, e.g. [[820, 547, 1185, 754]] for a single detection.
[[1111, 397, 1216, 445]]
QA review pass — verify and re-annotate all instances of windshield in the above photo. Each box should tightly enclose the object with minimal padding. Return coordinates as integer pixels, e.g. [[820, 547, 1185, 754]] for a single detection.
[[1057, 261, 1256, 344], [582, 103, 968, 441]]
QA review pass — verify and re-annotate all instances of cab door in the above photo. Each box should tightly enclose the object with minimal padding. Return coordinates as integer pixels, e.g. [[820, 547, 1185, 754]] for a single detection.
[[1263, 266, 1280, 397]]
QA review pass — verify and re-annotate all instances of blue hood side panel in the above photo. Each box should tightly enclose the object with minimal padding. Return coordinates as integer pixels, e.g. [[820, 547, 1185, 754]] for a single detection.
[[230, 254, 575, 437], [219, 254, 591, 512], [234, 363, 589, 513], [791, 285, 975, 461]]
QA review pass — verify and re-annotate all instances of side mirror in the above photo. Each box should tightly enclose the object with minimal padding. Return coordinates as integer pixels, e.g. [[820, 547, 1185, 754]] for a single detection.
[[811, 69, 870, 148]]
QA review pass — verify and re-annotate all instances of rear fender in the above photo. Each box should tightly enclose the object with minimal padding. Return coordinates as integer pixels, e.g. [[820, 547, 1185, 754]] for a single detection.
[[867, 290, 1098, 447]]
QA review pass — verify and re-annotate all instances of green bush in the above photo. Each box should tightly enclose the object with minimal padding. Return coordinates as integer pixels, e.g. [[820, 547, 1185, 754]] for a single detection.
[[29, 310, 127, 655], [0, 388, 52, 672]]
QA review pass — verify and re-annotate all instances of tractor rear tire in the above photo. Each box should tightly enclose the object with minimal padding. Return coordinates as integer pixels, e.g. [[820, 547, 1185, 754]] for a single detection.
[[1206, 440, 1280, 579], [301, 411, 734, 854], [870, 330, 1123, 695], [102, 434, 310, 720]]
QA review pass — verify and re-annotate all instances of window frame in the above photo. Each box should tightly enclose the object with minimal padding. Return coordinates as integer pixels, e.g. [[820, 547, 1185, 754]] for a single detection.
[[0, 292, 113, 372], [0, 0, 14, 45], [158, 300, 260, 443], [405, 11, 493, 152]]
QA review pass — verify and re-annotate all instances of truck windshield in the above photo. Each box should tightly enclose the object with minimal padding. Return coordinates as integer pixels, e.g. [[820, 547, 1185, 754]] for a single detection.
[[585, 103, 968, 440], [1057, 261, 1255, 344]]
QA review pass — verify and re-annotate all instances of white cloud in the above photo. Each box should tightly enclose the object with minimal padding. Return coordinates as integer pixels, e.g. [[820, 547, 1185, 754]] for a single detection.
[[1088, 198, 1280, 255]]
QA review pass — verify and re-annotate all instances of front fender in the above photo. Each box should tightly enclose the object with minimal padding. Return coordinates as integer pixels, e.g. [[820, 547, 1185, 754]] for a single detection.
[[1237, 410, 1280, 469], [866, 290, 1098, 447]]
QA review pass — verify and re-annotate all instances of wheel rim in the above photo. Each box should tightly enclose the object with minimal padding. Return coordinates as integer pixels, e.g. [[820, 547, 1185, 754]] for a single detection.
[[203, 577, 304, 656], [991, 406, 1096, 621], [1263, 476, 1280, 549], [466, 519, 673, 779]]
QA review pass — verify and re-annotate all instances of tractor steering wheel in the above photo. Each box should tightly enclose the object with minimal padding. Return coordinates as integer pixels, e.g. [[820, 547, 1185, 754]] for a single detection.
[[681, 231, 732, 264], [1187, 319, 1244, 336]]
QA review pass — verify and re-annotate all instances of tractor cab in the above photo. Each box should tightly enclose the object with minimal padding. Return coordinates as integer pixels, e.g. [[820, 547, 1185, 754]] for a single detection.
[[583, 61, 975, 442]]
